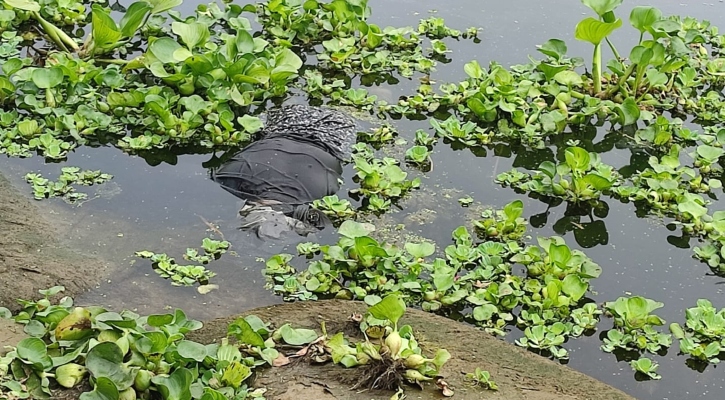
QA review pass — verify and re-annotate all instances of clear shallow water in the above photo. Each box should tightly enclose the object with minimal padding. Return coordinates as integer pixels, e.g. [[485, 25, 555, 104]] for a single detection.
[[3, 1, 725, 399]]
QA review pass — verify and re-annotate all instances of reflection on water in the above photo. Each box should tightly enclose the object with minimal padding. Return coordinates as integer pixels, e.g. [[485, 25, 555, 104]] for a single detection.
[[2, 0, 725, 399]]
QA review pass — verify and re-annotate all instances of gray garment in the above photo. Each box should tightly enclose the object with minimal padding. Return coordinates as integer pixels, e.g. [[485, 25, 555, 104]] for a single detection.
[[212, 105, 357, 237], [262, 104, 357, 160]]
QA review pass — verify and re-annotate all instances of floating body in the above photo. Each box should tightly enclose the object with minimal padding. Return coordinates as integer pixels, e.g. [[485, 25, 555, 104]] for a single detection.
[[212, 105, 357, 238]]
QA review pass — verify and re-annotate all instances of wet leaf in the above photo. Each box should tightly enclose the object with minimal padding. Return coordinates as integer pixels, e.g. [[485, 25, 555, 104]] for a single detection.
[[86, 342, 137, 390], [368, 294, 406, 326], [172, 21, 210, 50], [278, 324, 318, 345], [629, 6, 662, 35], [31, 67, 63, 89], [177, 340, 208, 362], [91, 5, 122, 51], [575, 17, 622, 45], [227, 317, 265, 347], [537, 38, 567, 60], [119, 1, 153, 37], [151, 367, 193, 400], [79, 377, 119, 400]]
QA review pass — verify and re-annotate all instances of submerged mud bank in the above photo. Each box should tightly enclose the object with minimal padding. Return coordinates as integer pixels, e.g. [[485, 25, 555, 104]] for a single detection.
[[0, 171, 110, 311], [190, 300, 635, 400]]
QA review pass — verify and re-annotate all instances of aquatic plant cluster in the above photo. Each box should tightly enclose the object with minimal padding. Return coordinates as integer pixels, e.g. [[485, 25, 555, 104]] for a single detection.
[[0, 287, 464, 398], [2, 0, 725, 394]]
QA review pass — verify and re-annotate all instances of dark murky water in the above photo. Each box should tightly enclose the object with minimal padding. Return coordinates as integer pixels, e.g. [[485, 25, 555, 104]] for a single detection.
[[3, 1, 725, 399]]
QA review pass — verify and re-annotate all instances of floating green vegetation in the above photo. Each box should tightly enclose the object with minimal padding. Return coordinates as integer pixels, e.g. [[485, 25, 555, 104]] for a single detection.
[[312, 194, 356, 221], [25, 167, 112, 203], [601, 296, 672, 355], [135, 238, 230, 286], [630, 357, 661, 380], [349, 143, 421, 212], [670, 299, 725, 364], [263, 202, 605, 359], [0, 288, 454, 399], [497, 146, 621, 203]]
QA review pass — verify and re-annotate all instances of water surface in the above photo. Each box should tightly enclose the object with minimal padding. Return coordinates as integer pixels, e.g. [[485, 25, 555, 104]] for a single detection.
[[3, 1, 725, 399]]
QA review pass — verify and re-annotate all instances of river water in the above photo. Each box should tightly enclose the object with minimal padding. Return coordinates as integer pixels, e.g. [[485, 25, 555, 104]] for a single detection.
[[3, 1, 725, 399]]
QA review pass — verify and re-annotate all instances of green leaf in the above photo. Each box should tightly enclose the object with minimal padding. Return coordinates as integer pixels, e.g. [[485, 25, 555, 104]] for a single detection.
[[278, 324, 318, 345], [629, 46, 653, 65], [148, 37, 184, 64], [549, 243, 572, 267], [539, 161, 557, 179], [538, 63, 568, 81], [79, 377, 119, 400], [677, 193, 707, 218], [537, 39, 567, 60], [368, 294, 406, 326], [554, 71, 583, 86], [172, 21, 210, 50], [583, 173, 612, 191], [176, 340, 208, 362], [339, 354, 359, 367], [405, 242, 435, 258], [616, 97, 640, 126], [85, 342, 137, 390], [227, 317, 265, 347], [562, 275, 587, 301], [31, 67, 63, 89], [91, 5, 122, 51], [564, 147, 591, 171], [119, 1, 152, 37], [575, 17, 622, 45], [581, 0, 623, 17], [16, 337, 52, 370], [463, 60, 484, 79], [236, 115, 262, 134], [473, 304, 498, 321], [151, 368, 193, 400], [629, 6, 662, 35], [696, 145, 724, 162], [338, 220, 375, 238], [2, 58, 23, 76], [503, 200, 524, 221], [432, 261, 455, 292], [23, 320, 46, 337], [274, 48, 303, 71], [147, 0, 182, 13], [3, 0, 40, 12], [147, 313, 174, 327]]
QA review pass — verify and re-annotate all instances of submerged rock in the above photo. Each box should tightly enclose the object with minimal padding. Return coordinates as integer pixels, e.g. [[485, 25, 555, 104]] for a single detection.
[[212, 105, 357, 239]]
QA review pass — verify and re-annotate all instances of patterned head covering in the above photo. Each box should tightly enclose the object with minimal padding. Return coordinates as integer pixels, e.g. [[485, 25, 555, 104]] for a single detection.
[[261, 104, 358, 160]]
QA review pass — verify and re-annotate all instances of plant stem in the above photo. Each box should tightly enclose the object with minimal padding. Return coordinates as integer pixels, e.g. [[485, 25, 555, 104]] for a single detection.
[[570, 90, 585, 100], [605, 37, 621, 61], [94, 59, 130, 65], [605, 63, 637, 98], [592, 44, 602, 94], [33, 12, 79, 52]]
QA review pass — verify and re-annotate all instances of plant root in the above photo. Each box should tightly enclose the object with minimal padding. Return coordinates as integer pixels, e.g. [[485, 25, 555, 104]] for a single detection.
[[350, 358, 404, 391]]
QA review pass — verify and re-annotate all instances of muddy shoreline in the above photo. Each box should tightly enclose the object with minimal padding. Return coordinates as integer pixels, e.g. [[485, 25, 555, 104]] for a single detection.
[[0, 171, 109, 312]]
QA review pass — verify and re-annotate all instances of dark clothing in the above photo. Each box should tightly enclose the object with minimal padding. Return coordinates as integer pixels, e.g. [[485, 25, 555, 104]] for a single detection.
[[212, 137, 343, 206], [211, 105, 357, 236]]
